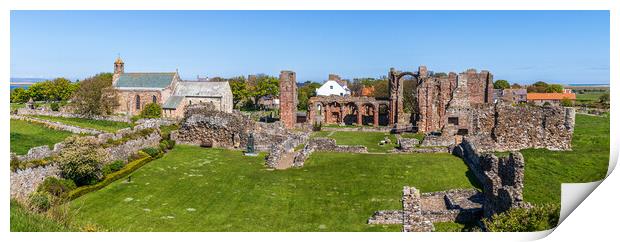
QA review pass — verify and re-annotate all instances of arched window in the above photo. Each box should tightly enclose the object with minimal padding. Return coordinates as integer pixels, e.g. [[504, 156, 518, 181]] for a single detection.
[[136, 95, 141, 110], [152, 95, 157, 103]]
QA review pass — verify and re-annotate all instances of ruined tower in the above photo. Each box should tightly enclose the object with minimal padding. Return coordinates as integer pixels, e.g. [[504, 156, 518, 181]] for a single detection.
[[279, 70, 297, 129]]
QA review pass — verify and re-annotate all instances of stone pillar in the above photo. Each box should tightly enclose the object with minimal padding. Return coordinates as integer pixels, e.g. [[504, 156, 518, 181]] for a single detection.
[[339, 104, 345, 124], [373, 104, 379, 127], [356, 104, 362, 126], [402, 186, 433, 232], [279, 70, 297, 129]]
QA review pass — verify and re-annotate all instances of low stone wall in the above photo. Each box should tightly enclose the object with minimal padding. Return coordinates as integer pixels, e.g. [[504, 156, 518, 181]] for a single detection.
[[307, 138, 368, 153], [320, 126, 392, 132], [16, 108, 131, 123], [10, 165, 60, 202], [264, 132, 310, 169], [105, 131, 161, 163], [402, 187, 434, 232], [11, 115, 101, 135], [452, 138, 526, 217], [367, 210, 403, 225]]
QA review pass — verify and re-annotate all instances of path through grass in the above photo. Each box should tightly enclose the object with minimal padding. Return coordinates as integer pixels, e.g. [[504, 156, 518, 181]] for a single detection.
[[70, 145, 475, 231]]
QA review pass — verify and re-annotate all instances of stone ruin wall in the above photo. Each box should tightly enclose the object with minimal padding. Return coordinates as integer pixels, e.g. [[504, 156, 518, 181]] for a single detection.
[[10, 165, 60, 202], [279, 70, 297, 129], [16, 108, 132, 123], [271, 137, 368, 168], [452, 138, 526, 217]]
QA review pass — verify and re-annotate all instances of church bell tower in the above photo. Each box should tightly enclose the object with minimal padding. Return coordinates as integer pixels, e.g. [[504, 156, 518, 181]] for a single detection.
[[114, 56, 124, 74]]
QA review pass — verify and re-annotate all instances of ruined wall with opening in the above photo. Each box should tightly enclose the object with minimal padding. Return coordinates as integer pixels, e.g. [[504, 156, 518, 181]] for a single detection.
[[452, 138, 526, 217]]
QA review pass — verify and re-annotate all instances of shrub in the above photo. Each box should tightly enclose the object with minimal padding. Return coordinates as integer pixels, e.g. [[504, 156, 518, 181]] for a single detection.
[[37, 177, 77, 198], [56, 136, 106, 186], [50, 102, 60, 111], [560, 98, 573, 107], [67, 151, 153, 200], [167, 140, 176, 149], [141, 147, 161, 158], [28, 191, 53, 212], [10, 155, 20, 172], [102, 160, 125, 176], [140, 103, 162, 119], [483, 204, 560, 232], [312, 122, 322, 131]]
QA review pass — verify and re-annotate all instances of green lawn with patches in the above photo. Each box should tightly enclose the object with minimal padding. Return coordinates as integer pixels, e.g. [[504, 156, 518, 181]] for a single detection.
[[10, 200, 71, 232], [312, 131, 398, 152], [10, 119, 75, 155], [70, 145, 475, 231], [30, 115, 132, 133], [522, 114, 609, 205]]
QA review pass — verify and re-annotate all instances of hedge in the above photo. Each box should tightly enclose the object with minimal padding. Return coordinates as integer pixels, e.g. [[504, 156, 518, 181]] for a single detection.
[[67, 151, 153, 201]]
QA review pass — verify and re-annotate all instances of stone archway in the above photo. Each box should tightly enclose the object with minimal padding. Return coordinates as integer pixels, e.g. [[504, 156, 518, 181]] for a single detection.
[[325, 102, 342, 124], [343, 102, 359, 125], [388, 68, 424, 127]]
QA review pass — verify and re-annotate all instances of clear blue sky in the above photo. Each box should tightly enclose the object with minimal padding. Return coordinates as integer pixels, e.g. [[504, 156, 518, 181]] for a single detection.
[[11, 10, 609, 84]]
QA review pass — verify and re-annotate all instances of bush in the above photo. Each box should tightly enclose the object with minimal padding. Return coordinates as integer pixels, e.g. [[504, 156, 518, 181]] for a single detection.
[[50, 102, 60, 111], [28, 191, 53, 212], [483, 204, 560, 232], [141, 147, 162, 158], [37, 177, 77, 198], [102, 160, 125, 176], [167, 140, 176, 149], [140, 103, 162, 119], [10, 155, 20, 172], [312, 122, 322, 131], [56, 136, 106, 186], [67, 151, 153, 201]]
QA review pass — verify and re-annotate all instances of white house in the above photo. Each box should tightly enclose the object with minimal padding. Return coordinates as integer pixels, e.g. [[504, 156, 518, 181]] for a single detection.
[[316, 80, 351, 96]]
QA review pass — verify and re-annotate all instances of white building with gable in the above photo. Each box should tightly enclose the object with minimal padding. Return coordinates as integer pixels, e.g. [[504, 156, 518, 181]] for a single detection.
[[316, 80, 351, 96]]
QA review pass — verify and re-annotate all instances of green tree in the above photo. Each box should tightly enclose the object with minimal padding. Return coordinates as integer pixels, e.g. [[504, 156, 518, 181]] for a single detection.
[[511, 83, 522, 89], [71, 73, 118, 116], [297, 81, 321, 110], [251, 75, 279, 108], [545, 84, 564, 93], [483, 204, 559, 232], [10, 87, 30, 103], [56, 136, 107, 186], [373, 79, 389, 98], [229, 77, 249, 108], [527, 81, 549, 93], [560, 98, 573, 107], [494, 80, 510, 90], [140, 103, 162, 118]]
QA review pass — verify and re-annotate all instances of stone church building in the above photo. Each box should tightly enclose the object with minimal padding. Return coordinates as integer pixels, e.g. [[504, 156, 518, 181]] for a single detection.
[[111, 57, 233, 118]]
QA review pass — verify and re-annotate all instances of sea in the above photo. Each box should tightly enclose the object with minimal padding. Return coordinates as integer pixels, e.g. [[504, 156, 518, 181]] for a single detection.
[[10, 77, 48, 90]]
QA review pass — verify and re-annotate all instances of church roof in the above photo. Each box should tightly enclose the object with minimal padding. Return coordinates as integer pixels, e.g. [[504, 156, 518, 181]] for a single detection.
[[114, 72, 176, 89], [173, 81, 231, 97], [162, 95, 184, 109]]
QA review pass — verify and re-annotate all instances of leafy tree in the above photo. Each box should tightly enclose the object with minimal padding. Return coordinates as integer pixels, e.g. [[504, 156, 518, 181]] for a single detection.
[[545, 84, 564, 93], [71, 73, 118, 116], [250, 75, 279, 108], [47, 78, 79, 101], [511, 83, 522, 89], [494, 80, 510, 90], [140, 103, 162, 118], [527, 81, 549, 93], [483, 204, 559, 232], [373, 79, 389, 98], [560, 98, 573, 107], [56, 136, 107, 186], [403, 79, 418, 113], [10, 87, 30, 103], [297, 81, 321, 110], [229, 77, 249, 108]]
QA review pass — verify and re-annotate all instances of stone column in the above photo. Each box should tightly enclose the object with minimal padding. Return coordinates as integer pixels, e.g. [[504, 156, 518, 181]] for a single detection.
[[356, 103, 362, 126], [339, 104, 345, 124], [373, 104, 379, 127]]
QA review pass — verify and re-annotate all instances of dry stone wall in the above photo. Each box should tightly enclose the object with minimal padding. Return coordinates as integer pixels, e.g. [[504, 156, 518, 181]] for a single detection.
[[16, 108, 131, 123], [453, 138, 526, 217], [10, 165, 60, 202], [402, 187, 435, 232]]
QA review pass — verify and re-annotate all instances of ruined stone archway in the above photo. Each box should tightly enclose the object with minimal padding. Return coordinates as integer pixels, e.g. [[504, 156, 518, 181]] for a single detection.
[[343, 102, 359, 125]]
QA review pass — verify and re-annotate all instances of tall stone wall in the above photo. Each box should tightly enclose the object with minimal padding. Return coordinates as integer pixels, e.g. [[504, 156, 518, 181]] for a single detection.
[[279, 70, 297, 129], [453, 139, 526, 217]]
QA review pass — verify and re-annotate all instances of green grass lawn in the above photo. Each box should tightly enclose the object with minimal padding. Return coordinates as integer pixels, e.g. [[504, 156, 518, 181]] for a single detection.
[[312, 131, 398, 152], [70, 145, 476, 231], [10, 119, 75, 155], [10, 200, 71, 232], [522, 114, 609, 205], [575, 92, 607, 103], [31, 115, 132, 133]]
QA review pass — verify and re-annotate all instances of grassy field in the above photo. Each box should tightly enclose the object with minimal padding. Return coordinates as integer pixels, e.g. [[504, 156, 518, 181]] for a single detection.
[[312, 131, 398, 152], [70, 145, 475, 231], [575, 91, 607, 102], [522, 114, 609, 205], [10, 119, 75, 155], [10, 200, 71, 232], [31, 115, 132, 133]]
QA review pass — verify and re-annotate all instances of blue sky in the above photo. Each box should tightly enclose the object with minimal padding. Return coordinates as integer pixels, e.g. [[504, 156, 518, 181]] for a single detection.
[[10, 10, 609, 84]]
